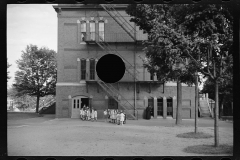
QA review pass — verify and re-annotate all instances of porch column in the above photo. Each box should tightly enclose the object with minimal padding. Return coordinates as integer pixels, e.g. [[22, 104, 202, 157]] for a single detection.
[[173, 96, 177, 119], [154, 96, 157, 119], [163, 96, 167, 119], [68, 95, 72, 118], [105, 95, 108, 110], [77, 58, 80, 82]]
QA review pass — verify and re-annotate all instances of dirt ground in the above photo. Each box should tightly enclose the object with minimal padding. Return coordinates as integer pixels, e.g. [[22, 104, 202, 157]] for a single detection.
[[7, 114, 233, 156]]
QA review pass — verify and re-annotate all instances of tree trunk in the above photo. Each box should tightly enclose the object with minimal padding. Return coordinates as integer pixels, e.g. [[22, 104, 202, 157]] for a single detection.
[[195, 74, 198, 133], [214, 80, 219, 147], [176, 78, 182, 125], [36, 95, 40, 113]]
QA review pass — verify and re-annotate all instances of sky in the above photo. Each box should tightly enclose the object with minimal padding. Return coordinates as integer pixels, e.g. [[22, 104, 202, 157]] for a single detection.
[[7, 4, 57, 88]]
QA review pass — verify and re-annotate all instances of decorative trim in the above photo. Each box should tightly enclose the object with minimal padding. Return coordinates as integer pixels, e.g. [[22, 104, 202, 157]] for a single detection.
[[56, 82, 86, 86], [105, 95, 108, 99], [77, 20, 80, 24], [173, 96, 176, 100], [90, 17, 94, 20], [77, 58, 80, 61], [99, 17, 103, 20], [81, 17, 85, 20], [95, 20, 98, 23], [104, 19, 108, 23]]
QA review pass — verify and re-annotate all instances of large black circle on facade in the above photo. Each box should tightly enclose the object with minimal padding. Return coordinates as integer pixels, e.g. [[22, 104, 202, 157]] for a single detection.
[[96, 54, 125, 83]]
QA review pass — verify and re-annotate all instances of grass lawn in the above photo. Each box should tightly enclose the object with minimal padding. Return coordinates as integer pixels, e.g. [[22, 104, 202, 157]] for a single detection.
[[183, 144, 233, 154], [176, 132, 213, 139]]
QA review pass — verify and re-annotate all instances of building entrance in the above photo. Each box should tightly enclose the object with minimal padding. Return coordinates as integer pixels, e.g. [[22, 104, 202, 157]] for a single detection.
[[81, 98, 89, 109], [167, 98, 173, 117], [71, 96, 89, 118]]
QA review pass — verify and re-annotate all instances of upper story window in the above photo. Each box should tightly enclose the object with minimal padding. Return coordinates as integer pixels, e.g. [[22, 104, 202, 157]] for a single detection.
[[99, 21, 104, 41], [90, 22, 95, 41], [81, 59, 86, 80], [90, 59, 95, 80], [81, 21, 86, 42]]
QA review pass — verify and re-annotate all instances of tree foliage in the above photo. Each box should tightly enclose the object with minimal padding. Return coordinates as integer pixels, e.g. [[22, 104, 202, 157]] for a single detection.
[[7, 60, 11, 81], [126, 4, 233, 146], [13, 44, 57, 113]]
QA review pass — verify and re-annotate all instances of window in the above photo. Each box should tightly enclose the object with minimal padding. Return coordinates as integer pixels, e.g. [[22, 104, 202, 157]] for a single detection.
[[99, 21, 104, 41], [167, 98, 173, 116], [77, 99, 80, 108], [90, 22, 95, 41], [74, 99, 76, 108], [81, 59, 86, 80], [157, 98, 163, 116], [81, 21, 86, 41], [90, 59, 95, 80]]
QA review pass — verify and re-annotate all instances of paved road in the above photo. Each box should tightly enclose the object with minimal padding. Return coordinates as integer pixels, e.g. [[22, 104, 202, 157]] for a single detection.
[[7, 113, 233, 156]]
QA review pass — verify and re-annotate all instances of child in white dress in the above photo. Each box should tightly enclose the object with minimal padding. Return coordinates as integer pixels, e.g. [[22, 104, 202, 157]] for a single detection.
[[116, 112, 120, 125], [91, 109, 95, 121], [94, 109, 97, 121], [120, 112, 125, 125]]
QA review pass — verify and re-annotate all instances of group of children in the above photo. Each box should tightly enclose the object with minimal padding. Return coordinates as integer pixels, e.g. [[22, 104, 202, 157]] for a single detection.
[[103, 109, 126, 125], [80, 106, 97, 121]]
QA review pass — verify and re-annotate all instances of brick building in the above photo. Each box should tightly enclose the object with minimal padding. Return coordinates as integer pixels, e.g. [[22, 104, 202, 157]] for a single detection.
[[53, 4, 196, 120]]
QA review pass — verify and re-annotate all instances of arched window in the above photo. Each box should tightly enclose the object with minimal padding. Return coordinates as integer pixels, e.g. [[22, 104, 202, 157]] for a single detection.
[[99, 21, 104, 41], [90, 59, 95, 80], [81, 59, 86, 80], [81, 21, 86, 41], [90, 21, 95, 41]]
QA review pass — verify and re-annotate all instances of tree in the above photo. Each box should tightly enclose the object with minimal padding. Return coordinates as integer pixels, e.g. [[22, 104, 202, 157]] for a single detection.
[[126, 4, 197, 126], [126, 4, 233, 147], [13, 44, 57, 113], [7, 60, 11, 81]]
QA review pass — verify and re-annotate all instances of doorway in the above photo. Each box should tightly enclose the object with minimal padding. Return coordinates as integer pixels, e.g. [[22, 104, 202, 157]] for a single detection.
[[81, 98, 89, 109], [71, 96, 89, 118], [167, 97, 173, 117], [157, 98, 163, 117]]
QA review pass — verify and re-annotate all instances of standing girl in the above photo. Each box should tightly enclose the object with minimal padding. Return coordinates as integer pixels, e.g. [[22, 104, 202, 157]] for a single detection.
[[91, 108, 95, 121], [120, 111, 125, 125]]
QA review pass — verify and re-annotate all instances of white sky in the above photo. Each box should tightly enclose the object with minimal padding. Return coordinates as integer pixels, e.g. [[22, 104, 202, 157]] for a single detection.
[[7, 4, 57, 88]]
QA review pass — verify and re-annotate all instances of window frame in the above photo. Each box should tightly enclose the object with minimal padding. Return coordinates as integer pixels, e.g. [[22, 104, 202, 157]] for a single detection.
[[81, 59, 86, 80], [81, 21, 87, 41], [90, 21, 96, 41], [89, 59, 95, 80], [98, 21, 105, 41]]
